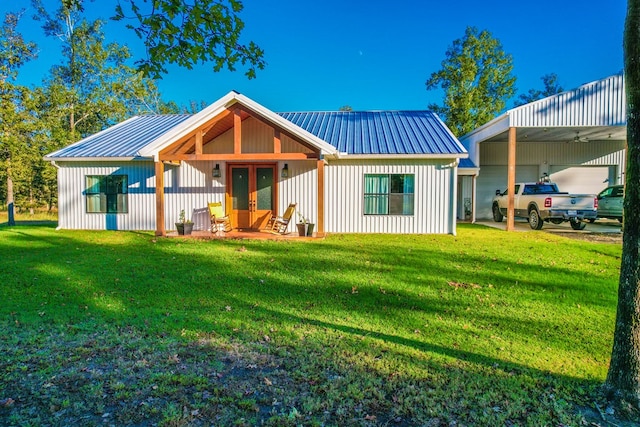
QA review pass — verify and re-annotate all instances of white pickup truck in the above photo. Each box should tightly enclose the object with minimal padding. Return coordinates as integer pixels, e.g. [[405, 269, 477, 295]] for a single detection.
[[492, 182, 598, 230]]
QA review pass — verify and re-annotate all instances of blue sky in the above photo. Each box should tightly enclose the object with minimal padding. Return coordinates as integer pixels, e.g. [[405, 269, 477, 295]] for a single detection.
[[3, 0, 626, 113]]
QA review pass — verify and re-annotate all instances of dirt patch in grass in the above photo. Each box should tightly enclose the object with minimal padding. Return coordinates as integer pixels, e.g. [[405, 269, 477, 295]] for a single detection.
[[553, 232, 623, 244], [3, 322, 636, 426]]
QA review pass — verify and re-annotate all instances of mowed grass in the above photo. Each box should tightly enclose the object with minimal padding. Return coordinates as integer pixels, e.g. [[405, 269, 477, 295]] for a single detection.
[[0, 224, 623, 426]]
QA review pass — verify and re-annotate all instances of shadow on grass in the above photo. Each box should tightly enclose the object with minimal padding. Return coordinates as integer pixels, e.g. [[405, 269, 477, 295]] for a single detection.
[[0, 227, 619, 424], [0, 220, 58, 228], [0, 228, 615, 376]]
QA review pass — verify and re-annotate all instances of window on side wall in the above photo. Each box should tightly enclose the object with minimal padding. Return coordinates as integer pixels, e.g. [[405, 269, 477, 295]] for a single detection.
[[85, 175, 128, 213], [363, 174, 414, 215]]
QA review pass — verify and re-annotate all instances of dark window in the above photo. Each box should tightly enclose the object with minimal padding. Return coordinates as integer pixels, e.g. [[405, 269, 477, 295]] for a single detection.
[[86, 175, 128, 213], [364, 174, 414, 215]]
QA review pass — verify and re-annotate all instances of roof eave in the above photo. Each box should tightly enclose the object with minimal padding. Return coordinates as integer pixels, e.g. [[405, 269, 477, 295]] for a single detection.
[[44, 156, 151, 162], [337, 153, 469, 160], [458, 113, 511, 145]]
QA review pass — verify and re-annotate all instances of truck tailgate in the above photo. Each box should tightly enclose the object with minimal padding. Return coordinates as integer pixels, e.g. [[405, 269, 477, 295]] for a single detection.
[[550, 195, 595, 210]]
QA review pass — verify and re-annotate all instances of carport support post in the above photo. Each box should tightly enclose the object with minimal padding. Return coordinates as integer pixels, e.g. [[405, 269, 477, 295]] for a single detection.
[[507, 127, 516, 231], [155, 161, 166, 236]]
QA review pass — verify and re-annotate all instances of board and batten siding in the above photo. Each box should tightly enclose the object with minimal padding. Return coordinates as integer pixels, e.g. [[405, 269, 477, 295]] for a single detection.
[[324, 159, 457, 234], [56, 161, 157, 230], [277, 161, 317, 233], [55, 160, 227, 231], [163, 160, 226, 231], [479, 140, 626, 170]]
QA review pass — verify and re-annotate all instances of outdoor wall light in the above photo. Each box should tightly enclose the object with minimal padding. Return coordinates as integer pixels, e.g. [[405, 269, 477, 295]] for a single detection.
[[212, 164, 221, 178], [281, 163, 289, 178]]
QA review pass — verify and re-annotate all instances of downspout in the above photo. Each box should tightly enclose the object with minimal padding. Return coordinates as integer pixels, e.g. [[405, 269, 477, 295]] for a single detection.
[[50, 161, 62, 230], [451, 159, 459, 236], [471, 174, 477, 224]]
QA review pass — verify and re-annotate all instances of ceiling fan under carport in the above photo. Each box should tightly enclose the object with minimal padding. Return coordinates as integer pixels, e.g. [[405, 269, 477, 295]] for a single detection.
[[566, 131, 589, 143]]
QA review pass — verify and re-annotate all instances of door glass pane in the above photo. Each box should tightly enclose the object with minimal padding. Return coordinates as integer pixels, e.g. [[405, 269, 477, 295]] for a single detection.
[[232, 167, 249, 210], [256, 167, 273, 210]]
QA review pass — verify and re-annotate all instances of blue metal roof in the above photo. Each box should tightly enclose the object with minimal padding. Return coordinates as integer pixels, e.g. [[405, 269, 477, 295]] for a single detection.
[[459, 158, 477, 168], [46, 114, 192, 159], [46, 109, 466, 159], [278, 111, 465, 155]]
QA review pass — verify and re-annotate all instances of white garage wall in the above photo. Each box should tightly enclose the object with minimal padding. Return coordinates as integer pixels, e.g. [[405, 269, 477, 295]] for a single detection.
[[475, 140, 626, 219], [476, 165, 539, 219], [548, 166, 613, 195]]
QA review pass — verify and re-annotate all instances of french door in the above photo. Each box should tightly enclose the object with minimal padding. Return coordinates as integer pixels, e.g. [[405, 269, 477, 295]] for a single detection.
[[229, 164, 276, 230]]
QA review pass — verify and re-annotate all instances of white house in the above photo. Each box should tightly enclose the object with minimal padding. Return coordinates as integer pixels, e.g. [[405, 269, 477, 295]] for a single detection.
[[45, 91, 469, 236], [458, 74, 626, 223]]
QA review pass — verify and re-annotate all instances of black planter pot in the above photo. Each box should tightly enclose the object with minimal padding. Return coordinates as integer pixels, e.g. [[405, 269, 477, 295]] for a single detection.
[[176, 223, 194, 235], [184, 223, 193, 235], [296, 223, 308, 237], [306, 223, 315, 237]]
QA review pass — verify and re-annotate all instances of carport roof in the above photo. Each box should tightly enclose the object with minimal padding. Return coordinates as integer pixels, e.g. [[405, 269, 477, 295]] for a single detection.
[[459, 74, 626, 146]]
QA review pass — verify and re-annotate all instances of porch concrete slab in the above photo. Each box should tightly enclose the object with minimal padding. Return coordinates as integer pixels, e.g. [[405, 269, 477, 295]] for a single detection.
[[167, 229, 323, 240]]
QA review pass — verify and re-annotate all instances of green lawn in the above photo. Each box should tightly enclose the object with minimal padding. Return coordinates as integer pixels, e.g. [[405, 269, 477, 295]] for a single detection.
[[0, 224, 625, 426]]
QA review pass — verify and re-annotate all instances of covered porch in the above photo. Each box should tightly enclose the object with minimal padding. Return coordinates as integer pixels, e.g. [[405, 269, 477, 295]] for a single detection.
[[138, 92, 338, 237]]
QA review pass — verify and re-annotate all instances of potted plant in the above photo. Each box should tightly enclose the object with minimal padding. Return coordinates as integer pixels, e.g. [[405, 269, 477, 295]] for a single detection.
[[296, 212, 315, 237], [296, 212, 308, 237], [175, 209, 194, 235]]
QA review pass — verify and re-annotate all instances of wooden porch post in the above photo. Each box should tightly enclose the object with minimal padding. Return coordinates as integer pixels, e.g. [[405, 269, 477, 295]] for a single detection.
[[234, 108, 242, 154], [506, 127, 516, 231], [317, 159, 325, 235], [155, 161, 165, 236]]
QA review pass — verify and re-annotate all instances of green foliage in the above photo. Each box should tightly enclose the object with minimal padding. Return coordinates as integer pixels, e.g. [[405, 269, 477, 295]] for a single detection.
[[0, 226, 626, 425], [3, 0, 263, 214], [113, 0, 266, 79], [0, 11, 38, 221], [33, 0, 179, 137], [0, 10, 37, 82], [0, 2, 179, 215], [515, 73, 564, 106], [426, 26, 516, 136]]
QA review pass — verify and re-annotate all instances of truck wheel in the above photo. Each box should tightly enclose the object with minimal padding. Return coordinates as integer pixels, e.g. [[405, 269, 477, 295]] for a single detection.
[[492, 204, 504, 222], [528, 209, 544, 230], [570, 219, 586, 230]]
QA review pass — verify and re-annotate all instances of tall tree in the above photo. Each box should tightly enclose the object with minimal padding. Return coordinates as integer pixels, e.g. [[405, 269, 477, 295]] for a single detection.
[[0, 10, 37, 225], [605, 0, 640, 413], [33, 0, 178, 139], [514, 73, 564, 106], [426, 26, 516, 136], [26, 1, 179, 215]]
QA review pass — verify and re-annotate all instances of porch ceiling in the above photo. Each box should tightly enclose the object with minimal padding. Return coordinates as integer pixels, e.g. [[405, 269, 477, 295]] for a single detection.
[[483, 125, 626, 143]]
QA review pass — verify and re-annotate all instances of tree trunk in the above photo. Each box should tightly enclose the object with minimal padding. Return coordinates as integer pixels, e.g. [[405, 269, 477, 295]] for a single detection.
[[6, 158, 15, 226], [29, 186, 34, 215], [604, 0, 640, 408]]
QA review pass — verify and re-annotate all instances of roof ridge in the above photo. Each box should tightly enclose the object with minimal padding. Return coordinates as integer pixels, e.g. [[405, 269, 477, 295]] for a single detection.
[[277, 110, 434, 114]]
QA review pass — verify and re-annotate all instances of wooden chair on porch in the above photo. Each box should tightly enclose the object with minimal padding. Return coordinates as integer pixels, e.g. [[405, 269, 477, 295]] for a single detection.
[[208, 202, 232, 234], [265, 203, 296, 234]]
